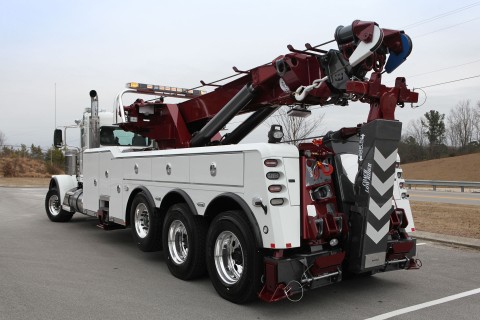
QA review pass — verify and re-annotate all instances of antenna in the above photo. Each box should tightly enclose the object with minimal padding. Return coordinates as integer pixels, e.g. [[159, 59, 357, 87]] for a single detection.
[[54, 82, 57, 129]]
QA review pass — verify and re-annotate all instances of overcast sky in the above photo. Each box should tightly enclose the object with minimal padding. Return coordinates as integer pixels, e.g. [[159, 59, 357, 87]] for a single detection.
[[1, 0, 480, 149]]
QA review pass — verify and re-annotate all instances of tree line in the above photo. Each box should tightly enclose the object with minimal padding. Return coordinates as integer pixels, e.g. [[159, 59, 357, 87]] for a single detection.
[[0, 132, 64, 177], [399, 100, 480, 163]]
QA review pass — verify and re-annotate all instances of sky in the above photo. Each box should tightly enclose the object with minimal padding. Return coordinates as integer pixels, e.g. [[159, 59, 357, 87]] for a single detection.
[[1, 0, 480, 149]]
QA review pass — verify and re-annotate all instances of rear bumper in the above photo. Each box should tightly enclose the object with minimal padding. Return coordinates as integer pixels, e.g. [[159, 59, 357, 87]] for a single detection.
[[259, 251, 345, 302], [258, 237, 420, 302]]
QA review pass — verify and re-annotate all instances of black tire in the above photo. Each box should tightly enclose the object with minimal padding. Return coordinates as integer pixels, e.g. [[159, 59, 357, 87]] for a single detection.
[[162, 203, 207, 280], [45, 188, 74, 222], [130, 192, 162, 252], [206, 211, 262, 304]]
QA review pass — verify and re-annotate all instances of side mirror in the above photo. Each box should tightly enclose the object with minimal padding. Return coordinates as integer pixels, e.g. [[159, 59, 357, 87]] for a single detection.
[[54, 129, 63, 148]]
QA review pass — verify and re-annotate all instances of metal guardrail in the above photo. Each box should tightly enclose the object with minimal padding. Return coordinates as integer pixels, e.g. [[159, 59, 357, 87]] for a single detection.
[[405, 179, 480, 192]]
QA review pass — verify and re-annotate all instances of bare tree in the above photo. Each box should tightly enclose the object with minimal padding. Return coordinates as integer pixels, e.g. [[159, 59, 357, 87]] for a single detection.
[[267, 106, 325, 146], [0, 130, 5, 147], [475, 100, 480, 143], [404, 118, 426, 146], [446, 100, 475, 148]]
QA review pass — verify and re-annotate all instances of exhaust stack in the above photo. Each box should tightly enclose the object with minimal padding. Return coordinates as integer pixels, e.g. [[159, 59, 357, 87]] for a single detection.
[[89, 90, 100, 148]]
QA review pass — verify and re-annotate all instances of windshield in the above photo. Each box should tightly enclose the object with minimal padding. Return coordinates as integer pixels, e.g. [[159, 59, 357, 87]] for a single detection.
[[100, 126, 150, 147]]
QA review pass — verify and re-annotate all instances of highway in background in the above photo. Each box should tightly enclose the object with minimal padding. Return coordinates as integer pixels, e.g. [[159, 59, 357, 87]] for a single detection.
[[408, 189, 480, 205], [1, 187, 479, 320]]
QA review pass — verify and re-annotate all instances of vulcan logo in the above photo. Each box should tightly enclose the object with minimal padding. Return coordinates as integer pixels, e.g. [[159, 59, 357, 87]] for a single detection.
[[362, 162, 372, 193], [358, 134, 365, 162]]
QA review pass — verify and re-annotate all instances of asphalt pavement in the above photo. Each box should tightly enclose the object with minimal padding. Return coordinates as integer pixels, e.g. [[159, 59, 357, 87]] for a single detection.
[[408, 189, 480, 205], [1, 187, 479, 320]]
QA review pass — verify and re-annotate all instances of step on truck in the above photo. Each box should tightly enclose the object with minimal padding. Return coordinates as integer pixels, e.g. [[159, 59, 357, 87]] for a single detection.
[[46, 20, 421, 303]]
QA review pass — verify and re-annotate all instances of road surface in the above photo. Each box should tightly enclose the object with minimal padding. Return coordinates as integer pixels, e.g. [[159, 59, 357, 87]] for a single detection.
[[408, 189, 480, 205], [1, 187, 479, 320]]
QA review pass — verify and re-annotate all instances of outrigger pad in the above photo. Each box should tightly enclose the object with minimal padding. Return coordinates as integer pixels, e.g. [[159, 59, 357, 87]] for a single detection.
[[385, 33, 412, 73]]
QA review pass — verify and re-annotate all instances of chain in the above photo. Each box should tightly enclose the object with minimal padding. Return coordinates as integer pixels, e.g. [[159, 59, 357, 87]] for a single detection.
[[294, 76, 328, 101]]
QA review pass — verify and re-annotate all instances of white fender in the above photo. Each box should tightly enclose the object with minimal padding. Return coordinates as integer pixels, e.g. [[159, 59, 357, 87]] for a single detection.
[[51, 175, 78, 202]]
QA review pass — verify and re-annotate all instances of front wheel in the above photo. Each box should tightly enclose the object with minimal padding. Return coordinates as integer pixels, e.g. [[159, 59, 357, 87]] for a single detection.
[[206, 211, 262, 304], [45, 188, 73, 222]]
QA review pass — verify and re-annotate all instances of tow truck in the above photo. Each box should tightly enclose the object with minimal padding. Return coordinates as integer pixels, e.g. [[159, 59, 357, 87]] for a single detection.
[[46, 20, 420, 303]]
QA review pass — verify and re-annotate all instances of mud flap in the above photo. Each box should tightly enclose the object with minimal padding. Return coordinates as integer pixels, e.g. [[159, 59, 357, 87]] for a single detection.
[[348, 120, 402, 273]]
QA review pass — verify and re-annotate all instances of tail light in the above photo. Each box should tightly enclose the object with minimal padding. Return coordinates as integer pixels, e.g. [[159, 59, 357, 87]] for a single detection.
[[264, 159, 278, 167], [268, 185, 282, 193]]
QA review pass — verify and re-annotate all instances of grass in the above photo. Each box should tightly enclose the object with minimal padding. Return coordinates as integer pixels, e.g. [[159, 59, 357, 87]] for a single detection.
[[402, 153, 480, 181], [402, 153, 480, 239], [411, 201, 480, 239]]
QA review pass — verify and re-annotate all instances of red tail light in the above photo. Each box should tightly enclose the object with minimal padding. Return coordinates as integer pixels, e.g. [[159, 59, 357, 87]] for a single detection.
[[268, 185, 282, 193], [264, 159, 278, 167]]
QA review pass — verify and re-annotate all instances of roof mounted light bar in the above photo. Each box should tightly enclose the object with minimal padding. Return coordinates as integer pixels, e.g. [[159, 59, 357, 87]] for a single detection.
[[126, 82, 206, 99]]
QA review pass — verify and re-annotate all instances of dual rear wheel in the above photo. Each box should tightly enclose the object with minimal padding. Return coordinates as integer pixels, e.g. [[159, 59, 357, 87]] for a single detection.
[[126, 192, 264, 303], [162, 203, 208, 280], [160, 206, 262, 303], [205, 211, 262, 303]]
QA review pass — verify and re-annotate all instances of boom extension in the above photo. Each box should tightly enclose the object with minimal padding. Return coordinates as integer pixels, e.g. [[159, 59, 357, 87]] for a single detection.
[[190, 84, 256, 147], [116, 20, 417, 149]]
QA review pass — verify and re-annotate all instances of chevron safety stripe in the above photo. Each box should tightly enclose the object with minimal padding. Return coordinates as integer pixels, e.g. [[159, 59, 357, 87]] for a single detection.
[[366, 146, 397, 244], [374, 147, 398, 172], [371, 173, 395, 196], [366, 222, 390, 244], [369, 200, 391, 221]]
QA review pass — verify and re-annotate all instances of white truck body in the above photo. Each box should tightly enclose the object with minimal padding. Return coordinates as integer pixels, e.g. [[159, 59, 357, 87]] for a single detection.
[[80, 143, 301, 249]]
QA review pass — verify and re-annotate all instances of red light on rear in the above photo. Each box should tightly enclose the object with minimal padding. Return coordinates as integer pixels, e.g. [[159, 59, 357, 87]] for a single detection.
[[286, 243, 292, 248], [270, 243, 276, 248], [264, 159, 278, 167], [268, 185, 282, 192]]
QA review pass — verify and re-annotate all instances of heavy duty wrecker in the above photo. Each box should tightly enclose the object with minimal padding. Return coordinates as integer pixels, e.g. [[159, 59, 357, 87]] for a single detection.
[[46, 20, 421, 303]]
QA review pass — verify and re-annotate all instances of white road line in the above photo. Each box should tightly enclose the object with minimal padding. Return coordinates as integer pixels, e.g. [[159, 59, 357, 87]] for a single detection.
[[365, 288, 480, 320], [416, 243, 427, 246]]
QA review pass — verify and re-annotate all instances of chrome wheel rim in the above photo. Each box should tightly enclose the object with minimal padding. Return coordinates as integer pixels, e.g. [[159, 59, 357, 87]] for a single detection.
[[134, 203, 149, 238], [168, 220, 188, 265], [214, 231, 244, 285], [48, 194, 61, 216]]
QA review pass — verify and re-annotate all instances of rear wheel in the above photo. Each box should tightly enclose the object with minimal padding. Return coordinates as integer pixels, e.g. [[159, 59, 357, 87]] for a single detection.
[[45, 188, 73, 222], [130, 192, 162, 252], [206, 211, 262, 304], [163, 203, 207, 280]]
